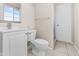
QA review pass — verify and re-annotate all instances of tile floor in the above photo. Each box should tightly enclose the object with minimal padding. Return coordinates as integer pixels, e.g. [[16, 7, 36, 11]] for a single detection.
[[28, 41, 79, 56]]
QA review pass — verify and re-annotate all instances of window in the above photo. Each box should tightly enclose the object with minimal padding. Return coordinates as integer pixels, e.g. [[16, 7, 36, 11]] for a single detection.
[[0, 4, 3, 20], [4, 4, 20, 22], [4, 5, 13, 21], [14, 9, 20, 22]]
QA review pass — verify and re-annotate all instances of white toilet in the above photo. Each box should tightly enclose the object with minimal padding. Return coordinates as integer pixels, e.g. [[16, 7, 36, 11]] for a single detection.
[[27, 30, 49, 56]]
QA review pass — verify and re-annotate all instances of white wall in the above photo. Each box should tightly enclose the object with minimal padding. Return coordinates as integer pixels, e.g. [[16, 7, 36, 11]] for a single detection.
[[0, 3, 35, 29], [35, 3, 54, 49], [74, 4, 79, 49], [20, 3, 35, 29]]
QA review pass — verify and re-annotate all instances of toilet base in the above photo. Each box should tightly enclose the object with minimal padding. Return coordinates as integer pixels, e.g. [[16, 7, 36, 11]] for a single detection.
[[31, 39, 49, 56], [32, 44, 48, 56], [32, 49, 48, 56]]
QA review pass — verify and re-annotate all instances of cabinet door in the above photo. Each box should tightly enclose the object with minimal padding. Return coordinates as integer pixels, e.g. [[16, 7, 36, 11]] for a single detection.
[[7, 31, 27, 56]]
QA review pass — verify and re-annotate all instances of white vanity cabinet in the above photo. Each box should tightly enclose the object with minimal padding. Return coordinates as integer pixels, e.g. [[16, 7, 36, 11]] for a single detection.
[[1, 30, 27, 56]]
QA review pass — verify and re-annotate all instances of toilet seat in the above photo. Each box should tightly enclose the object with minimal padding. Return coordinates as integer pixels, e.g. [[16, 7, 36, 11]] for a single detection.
[[35, 39, 48, 45], [33, 39, 48, 49]]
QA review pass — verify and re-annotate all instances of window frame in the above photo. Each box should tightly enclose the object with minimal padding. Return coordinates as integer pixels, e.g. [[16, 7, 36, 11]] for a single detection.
[[0, 4, 21, 23]]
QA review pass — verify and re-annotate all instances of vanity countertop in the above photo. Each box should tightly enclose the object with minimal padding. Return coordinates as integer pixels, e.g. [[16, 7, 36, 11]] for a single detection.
[[0, 28, 36, 33]]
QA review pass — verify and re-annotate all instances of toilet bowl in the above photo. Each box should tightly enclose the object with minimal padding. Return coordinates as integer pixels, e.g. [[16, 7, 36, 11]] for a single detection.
[[33, 39, 48, 49], [27, 30, 49, 56], [32, 39, 48, 56]]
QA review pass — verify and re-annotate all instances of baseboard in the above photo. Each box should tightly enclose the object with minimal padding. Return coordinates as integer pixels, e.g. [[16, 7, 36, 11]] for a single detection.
[[56, 40, 73, 45], [73, 43, 79, 54]]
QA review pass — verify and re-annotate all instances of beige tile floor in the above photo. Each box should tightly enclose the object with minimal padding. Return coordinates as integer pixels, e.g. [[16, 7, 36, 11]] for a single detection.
[[28, 41, 79, 56]]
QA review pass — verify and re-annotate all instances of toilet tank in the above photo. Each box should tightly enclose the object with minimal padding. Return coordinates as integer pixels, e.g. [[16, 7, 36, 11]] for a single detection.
[[27, 30, 36, 41]]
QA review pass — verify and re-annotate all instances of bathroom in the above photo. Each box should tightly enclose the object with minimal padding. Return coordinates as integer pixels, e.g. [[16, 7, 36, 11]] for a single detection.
[[0, 3, 79, 56]]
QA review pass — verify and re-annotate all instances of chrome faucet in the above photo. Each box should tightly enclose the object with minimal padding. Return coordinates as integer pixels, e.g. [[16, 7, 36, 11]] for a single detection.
[[7, 22, 12, 29]]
